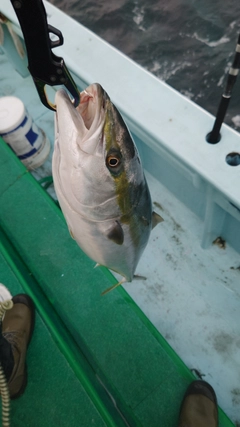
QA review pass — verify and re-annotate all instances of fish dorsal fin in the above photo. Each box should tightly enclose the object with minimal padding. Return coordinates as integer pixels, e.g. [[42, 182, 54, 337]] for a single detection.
[[106, 221, 124, 245], [152, 211, 164, 229]]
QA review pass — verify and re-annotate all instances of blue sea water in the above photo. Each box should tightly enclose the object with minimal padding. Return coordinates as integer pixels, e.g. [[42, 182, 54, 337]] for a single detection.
[[49, 0, 240, 130]]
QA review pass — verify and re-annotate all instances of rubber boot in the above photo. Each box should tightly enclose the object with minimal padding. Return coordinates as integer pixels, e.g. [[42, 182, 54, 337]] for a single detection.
[[178, 380, 218, 427]]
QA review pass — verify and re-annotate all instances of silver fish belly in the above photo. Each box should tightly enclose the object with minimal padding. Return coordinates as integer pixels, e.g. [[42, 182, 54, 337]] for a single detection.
[[52, 83, 162, 282]]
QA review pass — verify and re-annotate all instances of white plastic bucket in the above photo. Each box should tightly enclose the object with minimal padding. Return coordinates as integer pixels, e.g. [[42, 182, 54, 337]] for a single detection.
[[0, 96, 50, 170]]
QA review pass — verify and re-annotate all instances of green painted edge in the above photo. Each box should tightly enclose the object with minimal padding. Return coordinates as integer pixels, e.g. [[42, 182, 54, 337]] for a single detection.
[[0, 226, 126, 427]]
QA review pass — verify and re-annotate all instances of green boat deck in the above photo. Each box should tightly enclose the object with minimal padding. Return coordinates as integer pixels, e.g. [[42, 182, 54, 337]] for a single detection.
[[0, 138, 234, 426]]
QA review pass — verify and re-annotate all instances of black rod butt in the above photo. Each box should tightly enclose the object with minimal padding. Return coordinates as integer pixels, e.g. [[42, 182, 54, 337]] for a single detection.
[[206, 130, 221, 144]]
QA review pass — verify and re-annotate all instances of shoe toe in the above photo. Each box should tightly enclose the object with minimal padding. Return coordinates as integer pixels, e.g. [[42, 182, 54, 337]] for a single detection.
[[178, 380, 218, 427]]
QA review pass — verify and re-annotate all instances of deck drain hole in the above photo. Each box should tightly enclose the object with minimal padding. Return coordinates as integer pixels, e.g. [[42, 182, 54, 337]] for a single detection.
[[225, 152, 240, 166]]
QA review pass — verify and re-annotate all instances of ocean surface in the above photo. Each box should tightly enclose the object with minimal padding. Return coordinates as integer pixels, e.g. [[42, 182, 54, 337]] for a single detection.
[[49, 0, 240, 130]]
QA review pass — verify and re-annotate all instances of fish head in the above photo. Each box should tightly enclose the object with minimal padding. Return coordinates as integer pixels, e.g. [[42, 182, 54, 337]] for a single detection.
[[54, 83, 143, 218]]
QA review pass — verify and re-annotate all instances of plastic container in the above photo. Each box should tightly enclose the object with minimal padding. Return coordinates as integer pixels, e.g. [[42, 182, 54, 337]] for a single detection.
[[0, 96, 50, 170]]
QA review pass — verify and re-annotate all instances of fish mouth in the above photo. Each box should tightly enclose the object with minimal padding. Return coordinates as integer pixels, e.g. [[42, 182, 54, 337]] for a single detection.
[[55, 83, 107, 155], [76, 83, 107, 129]]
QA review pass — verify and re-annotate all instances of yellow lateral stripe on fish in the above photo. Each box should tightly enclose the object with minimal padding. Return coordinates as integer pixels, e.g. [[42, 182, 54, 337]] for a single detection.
[[104, 101, 135, 220], [104, 99, 151, 250], [52, 83, 163, 288]]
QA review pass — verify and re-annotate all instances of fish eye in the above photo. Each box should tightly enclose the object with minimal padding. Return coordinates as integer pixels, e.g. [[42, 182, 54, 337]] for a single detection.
[[106, 155, 121, 168]]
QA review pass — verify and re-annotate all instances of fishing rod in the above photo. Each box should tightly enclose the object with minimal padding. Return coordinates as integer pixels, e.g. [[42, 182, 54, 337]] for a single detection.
[[206, 33, 240, 144]]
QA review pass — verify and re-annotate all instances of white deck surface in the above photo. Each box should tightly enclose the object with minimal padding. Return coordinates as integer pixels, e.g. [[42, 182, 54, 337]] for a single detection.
[[121, 171, 240, 425]]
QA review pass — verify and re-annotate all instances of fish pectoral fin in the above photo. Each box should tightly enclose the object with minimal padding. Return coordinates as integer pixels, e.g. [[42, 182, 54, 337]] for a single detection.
[[106, 221, 124, 245], [101, 278, 126, 296], [152, 211, 164, 229]]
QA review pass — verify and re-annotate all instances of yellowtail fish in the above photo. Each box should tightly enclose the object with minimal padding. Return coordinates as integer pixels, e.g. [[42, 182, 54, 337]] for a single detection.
[[52, 83, 163, 294]]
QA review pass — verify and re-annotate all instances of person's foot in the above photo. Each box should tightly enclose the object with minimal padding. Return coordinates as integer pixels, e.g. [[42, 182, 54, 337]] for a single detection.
[[178, 380, 218, 427], [1, 294, 35, 399]]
